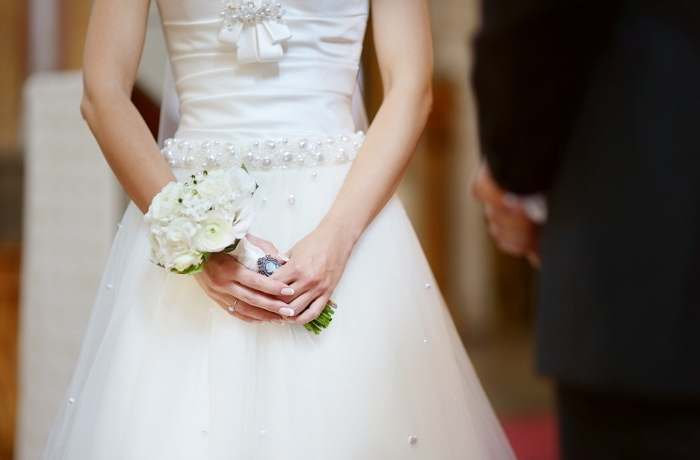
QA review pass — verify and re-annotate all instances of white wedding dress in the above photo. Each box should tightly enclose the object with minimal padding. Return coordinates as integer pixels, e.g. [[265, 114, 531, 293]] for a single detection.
[[43, 0, 516, 458]]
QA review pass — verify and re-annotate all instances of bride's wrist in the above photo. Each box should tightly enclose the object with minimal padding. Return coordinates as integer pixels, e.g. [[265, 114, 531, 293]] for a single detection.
[[314, 218, 360, 255]]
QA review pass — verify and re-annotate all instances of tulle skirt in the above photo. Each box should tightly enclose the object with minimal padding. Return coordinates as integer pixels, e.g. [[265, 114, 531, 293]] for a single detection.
[[42, 160, 515, 459]]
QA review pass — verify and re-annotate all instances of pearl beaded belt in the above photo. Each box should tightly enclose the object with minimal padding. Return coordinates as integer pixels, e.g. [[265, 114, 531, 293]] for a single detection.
[[161, 132, 365, 171]]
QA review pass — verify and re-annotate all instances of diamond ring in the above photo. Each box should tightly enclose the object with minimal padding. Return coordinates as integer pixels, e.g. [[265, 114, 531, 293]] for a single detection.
[[228, 299, 238, 312]]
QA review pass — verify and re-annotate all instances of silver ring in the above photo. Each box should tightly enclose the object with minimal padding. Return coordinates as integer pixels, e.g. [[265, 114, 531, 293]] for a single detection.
[[257, 255, 281, 277], [228, 299, 238, 312]]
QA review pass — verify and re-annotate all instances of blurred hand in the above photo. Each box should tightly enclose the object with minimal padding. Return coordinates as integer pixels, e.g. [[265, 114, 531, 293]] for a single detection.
[[193, 234, 295, 324], [472, 161, 542, 267]]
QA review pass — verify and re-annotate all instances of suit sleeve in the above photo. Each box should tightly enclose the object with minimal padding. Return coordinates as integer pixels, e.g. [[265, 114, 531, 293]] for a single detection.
[[472, 0, 620, 195]]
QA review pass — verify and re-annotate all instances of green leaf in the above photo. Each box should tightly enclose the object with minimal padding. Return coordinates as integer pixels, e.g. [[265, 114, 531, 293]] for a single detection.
[[172, 263, 204, 275], [222, 239, 240, 253]]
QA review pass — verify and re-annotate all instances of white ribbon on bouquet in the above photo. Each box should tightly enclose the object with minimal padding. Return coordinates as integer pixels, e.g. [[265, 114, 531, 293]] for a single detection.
[[228, 236, 267, 271]]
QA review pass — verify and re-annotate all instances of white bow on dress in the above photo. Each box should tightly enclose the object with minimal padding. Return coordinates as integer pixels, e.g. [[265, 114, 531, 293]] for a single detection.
[[218, 1, 292, 65]]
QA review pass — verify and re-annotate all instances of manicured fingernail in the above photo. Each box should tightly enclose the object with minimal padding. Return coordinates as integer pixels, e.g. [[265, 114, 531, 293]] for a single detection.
[[277, 253, 289, 262], [503, 193, 519, 208], [279, 307, 294, 316], [280, 287, 295, 296], [271, 319, 286, 325]]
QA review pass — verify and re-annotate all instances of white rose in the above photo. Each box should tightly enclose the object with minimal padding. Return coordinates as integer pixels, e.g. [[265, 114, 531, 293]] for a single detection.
[[149, 227, 169, 250], [192, 211, 236, 252], [172, 251, 203, 272], [146, 181, 183, 222], [148, 231, 162, 253], [165, 217, 198, 247], [230, 197, 255, 239], [226, 167, 257, 195], [160, 181, 183, 200], [197, 173, 230, 200], [147, 231, 166, 265]]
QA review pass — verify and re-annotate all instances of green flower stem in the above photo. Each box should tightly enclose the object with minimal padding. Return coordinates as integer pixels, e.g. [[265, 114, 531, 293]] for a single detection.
[[303, 303, 336, 335]]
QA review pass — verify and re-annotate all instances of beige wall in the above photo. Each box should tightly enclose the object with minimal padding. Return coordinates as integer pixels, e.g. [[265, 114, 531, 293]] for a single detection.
[[406, 0, 496, 338], [16, 72, 125, 460]]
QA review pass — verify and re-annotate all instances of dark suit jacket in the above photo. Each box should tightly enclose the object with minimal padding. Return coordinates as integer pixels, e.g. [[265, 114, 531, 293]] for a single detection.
[[473, 0, 700, 399]]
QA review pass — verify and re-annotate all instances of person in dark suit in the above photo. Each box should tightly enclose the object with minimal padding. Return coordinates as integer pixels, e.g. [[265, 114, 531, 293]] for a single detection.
[[471, 0, 700, 458]]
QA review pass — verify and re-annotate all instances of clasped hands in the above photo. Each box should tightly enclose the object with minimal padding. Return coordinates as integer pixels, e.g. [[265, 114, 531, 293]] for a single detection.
[[472, 161, 545, 267], [194, 229, 351, 325]]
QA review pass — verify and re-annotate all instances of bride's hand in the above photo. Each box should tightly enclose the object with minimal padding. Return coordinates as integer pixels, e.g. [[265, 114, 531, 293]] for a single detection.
[[271, 226, 354, 324], [193, 235, 295, 324]]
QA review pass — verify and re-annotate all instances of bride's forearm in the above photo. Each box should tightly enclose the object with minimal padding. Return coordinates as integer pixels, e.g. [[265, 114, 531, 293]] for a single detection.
[[81, 0, 174, 214], [81, 86, 176, 213], [280, 82, 431, 320], [316, 0, 432, 247], [318, 82, 432, 246]]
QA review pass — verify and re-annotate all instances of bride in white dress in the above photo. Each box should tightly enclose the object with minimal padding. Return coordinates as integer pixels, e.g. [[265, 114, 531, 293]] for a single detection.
[[42, 0, 516, 458]]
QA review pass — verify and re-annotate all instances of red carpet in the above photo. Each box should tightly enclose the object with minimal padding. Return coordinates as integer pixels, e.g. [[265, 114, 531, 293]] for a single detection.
[[499, 413, 560, 460]]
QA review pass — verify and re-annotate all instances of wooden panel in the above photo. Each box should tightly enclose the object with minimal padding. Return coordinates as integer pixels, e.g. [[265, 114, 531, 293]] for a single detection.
[[360, 14, 382, 123], [131, 84, 161, 140], [493, 251, 537, 332], [60, 0, 92, 70], [420, 79, 454, 296], [0, 0, 27, 154], [0, 244, 20, 460]]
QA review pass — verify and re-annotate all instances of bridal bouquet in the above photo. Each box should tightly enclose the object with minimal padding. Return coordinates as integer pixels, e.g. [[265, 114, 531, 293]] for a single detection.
[[144, 168, 335, 334], [144, 168, 257, 274]]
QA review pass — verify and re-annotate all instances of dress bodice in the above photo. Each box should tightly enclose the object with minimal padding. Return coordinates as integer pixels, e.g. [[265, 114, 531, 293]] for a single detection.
[[157, 0, 369, 142]]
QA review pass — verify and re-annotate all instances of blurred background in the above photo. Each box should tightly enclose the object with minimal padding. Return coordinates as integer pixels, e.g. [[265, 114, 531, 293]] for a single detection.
[[0, 0, 556, 459]]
